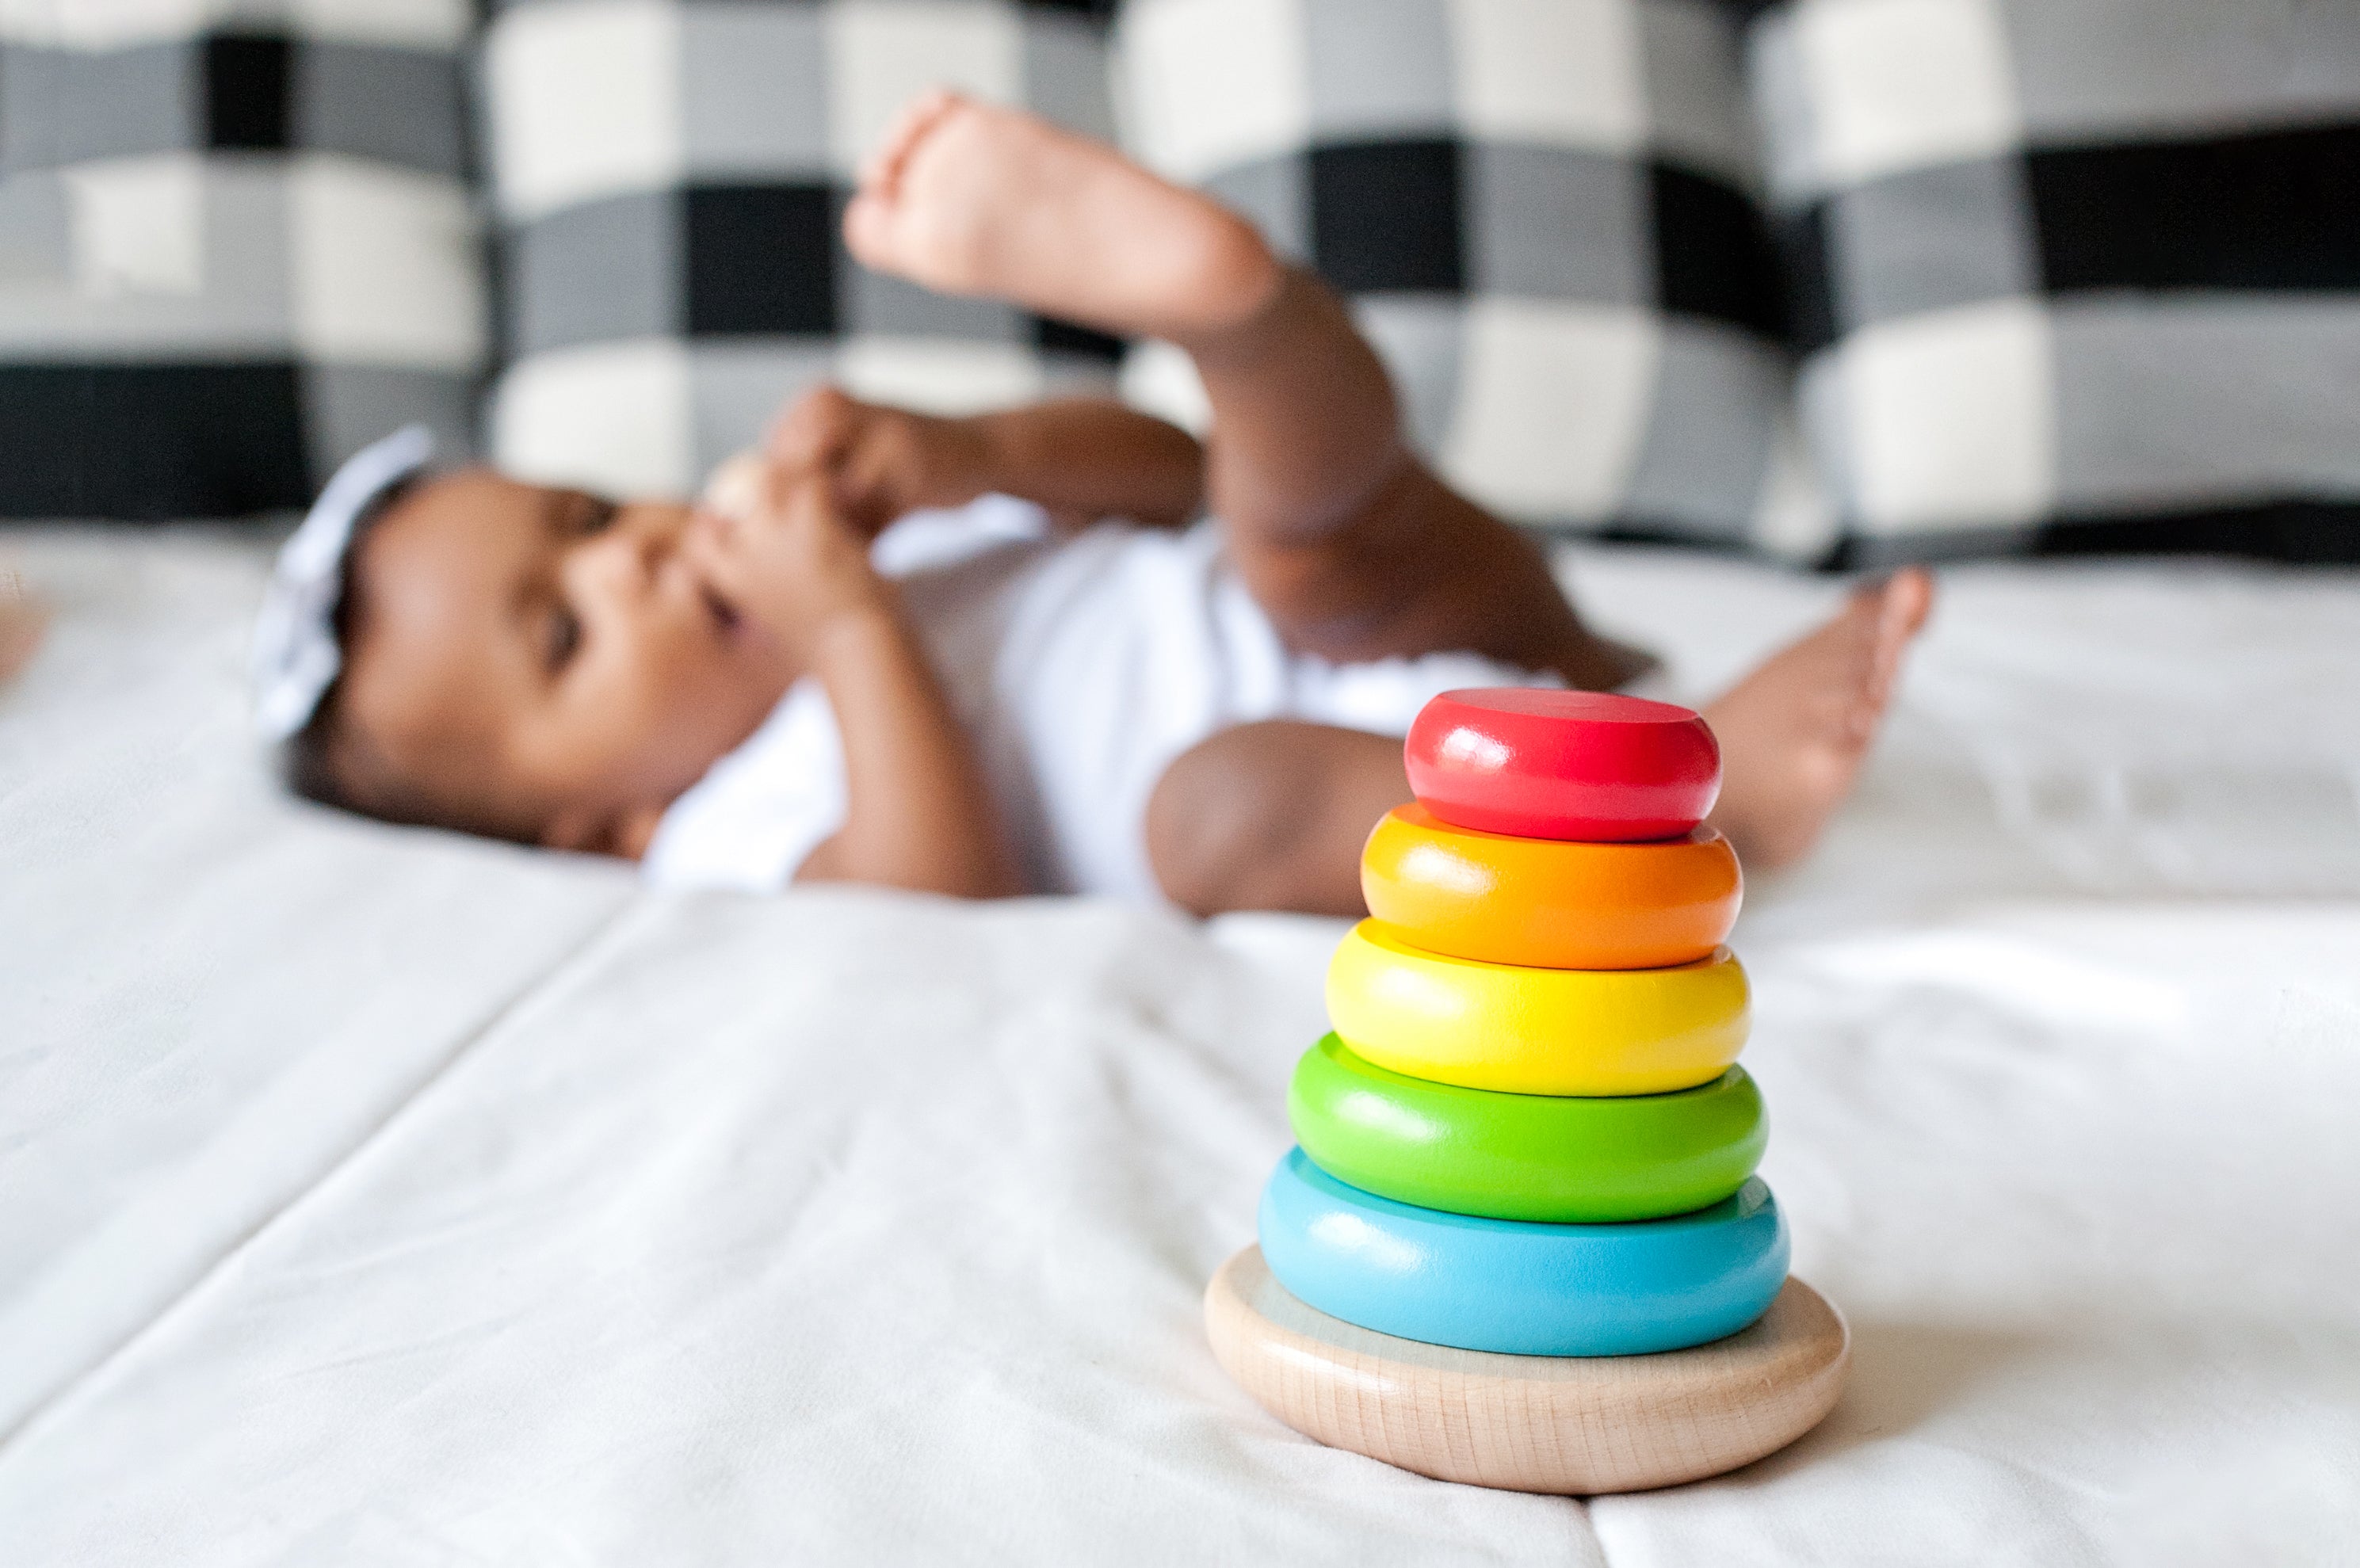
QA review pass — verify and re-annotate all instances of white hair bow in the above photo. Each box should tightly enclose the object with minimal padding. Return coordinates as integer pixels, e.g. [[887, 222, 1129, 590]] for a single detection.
[[251, 425, 435, 741]]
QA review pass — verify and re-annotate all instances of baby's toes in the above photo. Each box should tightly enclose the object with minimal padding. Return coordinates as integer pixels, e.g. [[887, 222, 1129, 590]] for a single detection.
[[860, 89, 962, 193], [1875, 569, 1936, 649], [1868, 573, 1934, 691]]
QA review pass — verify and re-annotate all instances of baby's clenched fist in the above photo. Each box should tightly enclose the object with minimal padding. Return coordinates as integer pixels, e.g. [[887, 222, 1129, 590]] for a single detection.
[[767, 384, 991, 540], [691, 455, 899, 670]]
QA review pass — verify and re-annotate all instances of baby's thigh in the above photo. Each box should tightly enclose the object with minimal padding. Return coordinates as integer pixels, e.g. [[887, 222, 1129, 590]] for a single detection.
[[1144, 721, 1408, 917], [1223, 464, 1592, 679]]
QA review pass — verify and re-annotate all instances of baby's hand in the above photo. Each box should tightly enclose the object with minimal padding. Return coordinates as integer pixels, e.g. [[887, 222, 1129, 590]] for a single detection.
[[768, 384, 990, 540], [689, 457, 897, 668]]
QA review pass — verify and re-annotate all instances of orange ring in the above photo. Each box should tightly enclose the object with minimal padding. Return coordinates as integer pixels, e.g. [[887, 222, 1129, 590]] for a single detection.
[[1361, 803, 1741, 970]]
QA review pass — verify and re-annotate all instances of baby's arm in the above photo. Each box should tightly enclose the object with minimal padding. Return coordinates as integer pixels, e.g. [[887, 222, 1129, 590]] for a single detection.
[[690, 467, 1020, 898], [771, 385, 1204, 538], [794, 603, 1018, 896], [957, 398, 1205, 531]]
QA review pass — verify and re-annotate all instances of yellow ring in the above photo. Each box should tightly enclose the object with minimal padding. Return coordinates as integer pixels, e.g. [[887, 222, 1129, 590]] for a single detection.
[[1325, 921, 1750, 1096], [1361, 804, 1741, 970]]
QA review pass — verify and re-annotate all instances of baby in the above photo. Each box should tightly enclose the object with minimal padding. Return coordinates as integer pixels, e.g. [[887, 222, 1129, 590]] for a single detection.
[[255, 93, 1932, 914]]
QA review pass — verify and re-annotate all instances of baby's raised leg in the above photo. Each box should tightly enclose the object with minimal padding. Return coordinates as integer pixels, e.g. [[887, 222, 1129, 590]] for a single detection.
[[845, 93, 1935, 887], [842, 92, 1642, 689]]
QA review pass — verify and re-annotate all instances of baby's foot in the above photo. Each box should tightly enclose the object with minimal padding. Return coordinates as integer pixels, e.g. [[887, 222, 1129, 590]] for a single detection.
[[0, 588, 47, 687], [1704, 568, 1935, 870], [843, 91, 1282, 341]]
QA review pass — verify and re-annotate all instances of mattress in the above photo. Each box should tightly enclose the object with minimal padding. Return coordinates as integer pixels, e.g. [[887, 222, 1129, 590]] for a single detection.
[[3, 526, 2357, 1565]]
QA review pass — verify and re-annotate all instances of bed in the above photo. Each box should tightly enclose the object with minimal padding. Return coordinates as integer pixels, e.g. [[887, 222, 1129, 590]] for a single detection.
[[5, 528, 2358, 1564]]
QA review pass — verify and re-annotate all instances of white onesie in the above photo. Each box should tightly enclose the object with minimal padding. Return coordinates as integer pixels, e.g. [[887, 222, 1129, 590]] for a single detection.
[[640, 496, 1560, 901]]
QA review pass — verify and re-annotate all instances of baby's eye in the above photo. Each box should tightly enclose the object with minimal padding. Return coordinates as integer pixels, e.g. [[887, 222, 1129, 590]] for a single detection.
[[575, 496, 618, 536], [545, 604, 582, 671]]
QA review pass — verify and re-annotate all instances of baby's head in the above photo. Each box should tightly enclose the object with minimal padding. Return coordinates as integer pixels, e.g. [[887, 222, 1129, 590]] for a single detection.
[[260, 432, 789, 856]]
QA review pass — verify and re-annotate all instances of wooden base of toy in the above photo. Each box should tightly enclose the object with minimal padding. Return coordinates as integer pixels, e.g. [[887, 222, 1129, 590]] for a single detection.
[[1205, 1246, 1849, 1495]]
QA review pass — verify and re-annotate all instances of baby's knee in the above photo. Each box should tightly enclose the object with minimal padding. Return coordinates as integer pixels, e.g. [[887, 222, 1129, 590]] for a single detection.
[[1148, 723, 1315, 917], [1145, 721, 1403, 918]]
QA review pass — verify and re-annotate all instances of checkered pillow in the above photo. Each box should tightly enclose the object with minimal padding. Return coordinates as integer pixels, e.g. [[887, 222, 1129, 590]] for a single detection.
[[484, 0, 1122, 500], [0, 2, 483, 520], [1116, 0, 1817, 555], [1751, 0, 2360, 565]]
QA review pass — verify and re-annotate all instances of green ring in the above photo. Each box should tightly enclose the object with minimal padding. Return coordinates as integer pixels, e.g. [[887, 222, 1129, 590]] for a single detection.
[[1288, 1034, 1767, 1223]]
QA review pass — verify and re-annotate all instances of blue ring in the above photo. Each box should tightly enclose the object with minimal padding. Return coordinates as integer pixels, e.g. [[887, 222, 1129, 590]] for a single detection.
[[1256, 1147, 1789, 1356]]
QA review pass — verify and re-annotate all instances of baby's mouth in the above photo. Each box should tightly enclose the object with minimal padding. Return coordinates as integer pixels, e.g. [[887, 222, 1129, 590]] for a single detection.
[[680, 509, 765, 654], [699, 581, 743, 641]]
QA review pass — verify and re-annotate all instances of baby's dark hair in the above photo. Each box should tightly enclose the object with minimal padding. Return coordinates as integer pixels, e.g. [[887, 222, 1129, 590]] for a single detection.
[[278, 475, 487, 836]]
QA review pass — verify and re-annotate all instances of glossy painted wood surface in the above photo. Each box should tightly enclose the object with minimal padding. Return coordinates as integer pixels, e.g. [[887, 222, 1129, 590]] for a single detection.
[[1361, 805, 1742, 970], [1404, 689, 1720, 841], [1327, 921, 1751, 1096], [1258, 1151, 1789, 1356], [1289, 1036, 1766, 1222], [1205, 1247, 1850, 1495]]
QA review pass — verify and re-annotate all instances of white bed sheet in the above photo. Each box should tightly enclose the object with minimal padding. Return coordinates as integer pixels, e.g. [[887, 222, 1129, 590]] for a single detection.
[[2, 528, 2356, 1565]]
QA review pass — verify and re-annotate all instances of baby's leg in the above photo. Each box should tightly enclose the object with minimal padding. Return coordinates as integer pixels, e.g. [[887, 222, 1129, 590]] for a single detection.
[[1145, 722, 1407, 917], [845, 94, 1934, 887], [1147, 566, 1933, 914], [843, 92, 1643, 689]]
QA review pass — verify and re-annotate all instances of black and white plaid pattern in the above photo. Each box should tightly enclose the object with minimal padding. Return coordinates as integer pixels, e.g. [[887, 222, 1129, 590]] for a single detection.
[[0, 2, 484, 520], [485, 0, 1121, 500], [1750, 0, 2360, 565], [1116, 0, 1814, 555]]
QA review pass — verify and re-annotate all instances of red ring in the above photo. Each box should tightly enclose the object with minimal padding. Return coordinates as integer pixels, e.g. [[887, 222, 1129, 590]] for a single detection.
[[1404, 689, 1721, 841]]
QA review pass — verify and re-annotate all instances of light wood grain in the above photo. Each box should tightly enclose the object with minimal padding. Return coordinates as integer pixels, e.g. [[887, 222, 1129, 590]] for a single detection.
[[1205, 1245, 1849, 1494]]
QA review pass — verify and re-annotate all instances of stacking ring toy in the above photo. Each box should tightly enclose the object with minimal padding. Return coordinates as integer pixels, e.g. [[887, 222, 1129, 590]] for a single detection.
[[1289, 1035, 1766, 1222], [1361, 804, 1741, 970], [1327, 921, 1749, 1096], [1258, 1149, 1789, 1356], [1406, 689, 1720, 841]]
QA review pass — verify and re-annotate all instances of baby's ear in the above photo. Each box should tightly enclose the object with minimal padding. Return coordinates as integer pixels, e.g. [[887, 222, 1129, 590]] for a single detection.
[[540, 799, 667, 861]]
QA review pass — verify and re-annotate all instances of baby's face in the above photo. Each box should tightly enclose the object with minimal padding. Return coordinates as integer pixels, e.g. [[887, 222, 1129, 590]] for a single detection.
[[337, 469, 789, 853]]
